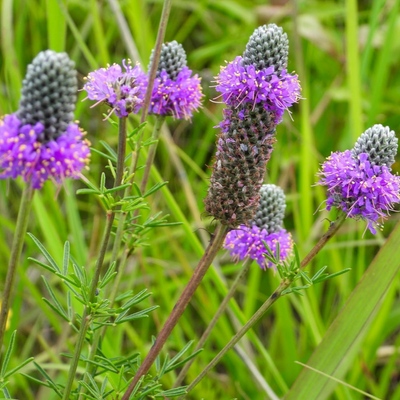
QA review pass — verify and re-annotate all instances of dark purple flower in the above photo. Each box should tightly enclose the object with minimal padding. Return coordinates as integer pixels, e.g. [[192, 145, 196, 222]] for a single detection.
[[149, 67, 203, 120], [318, 150, 400, 234], [0, 114, 90, 189], [83, 60, 147, 118], [214, 56, 301, 123], [224, 224, 293, 269]]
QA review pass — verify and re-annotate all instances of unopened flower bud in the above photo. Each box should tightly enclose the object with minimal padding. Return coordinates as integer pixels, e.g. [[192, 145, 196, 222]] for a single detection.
[[17, 50, 77, 142], [352, 124, 398, 169]]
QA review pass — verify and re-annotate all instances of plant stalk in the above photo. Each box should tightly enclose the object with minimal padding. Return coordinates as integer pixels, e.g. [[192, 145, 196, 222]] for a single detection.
[[174, 258, 252, 387], [130, 0, 172, 176], [62, 209, 115, 400], [115, 116, 127, 188], [183, 212, 346, 396], [77, 117, 128, 400], [121, 224, 229, 400], [139, 115, 165, 194], [0, 183, 34, 355]]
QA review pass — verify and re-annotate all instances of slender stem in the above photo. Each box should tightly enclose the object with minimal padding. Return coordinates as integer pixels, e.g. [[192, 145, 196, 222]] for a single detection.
[[174, 258, 252, 387], [0, 184, 34, 354], [184, 213, 346, 396], [120, 224, 229, 400], [139, 115, 165, 194], [131, 0, 172, 177], [102, 115, 166, 338], [77, 117, 128, 400], [62, 210, 115, 400], [115, 116, 127, 189]]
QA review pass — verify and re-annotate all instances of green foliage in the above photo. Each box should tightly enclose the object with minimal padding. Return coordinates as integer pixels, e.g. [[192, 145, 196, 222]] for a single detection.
[[0, 1, 400, 399]]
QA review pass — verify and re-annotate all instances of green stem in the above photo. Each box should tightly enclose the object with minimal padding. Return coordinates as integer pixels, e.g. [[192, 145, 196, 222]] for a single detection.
[[183, 213, 346, 396], [76, 117, 128, 400], [62, 210, 115, 400], [115, 116, 127, 189], [174, 258, 252, 387], [131, 0, 172, 176], [102, 115, 166, 336], [0, 184, 34, 354], [139, 115, 165, 194], [121, 224, 229, 400]]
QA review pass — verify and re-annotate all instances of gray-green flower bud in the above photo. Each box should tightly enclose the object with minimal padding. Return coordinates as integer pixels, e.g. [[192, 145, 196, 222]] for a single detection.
[[17, 50, 77, 143], [351, 124, 398, 169], [242, 24, 289, 76], [250, 184, 286, 233], [148, 40, 187, 81]]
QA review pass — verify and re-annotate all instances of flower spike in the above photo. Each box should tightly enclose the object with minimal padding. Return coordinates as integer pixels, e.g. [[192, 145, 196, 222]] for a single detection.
[[0, 50, 90, 189], [205, 24, 301, 227], [224, 184, 293, 269], [148, 41, 203, 120], [318, 125, 400, 234], [82, 59, 147, 118]]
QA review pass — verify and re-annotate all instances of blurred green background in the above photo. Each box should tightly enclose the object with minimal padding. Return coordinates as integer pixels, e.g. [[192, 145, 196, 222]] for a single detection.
[[1, 0, 400, 399]]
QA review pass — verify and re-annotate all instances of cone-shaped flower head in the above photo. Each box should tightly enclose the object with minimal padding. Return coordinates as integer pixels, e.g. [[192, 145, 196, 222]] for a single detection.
[[224, 184, 293, 269], [17, 50, 77, 142], [0, 50, 90, 189], [83, 59, 147, 118], [148, 40, 187, 81], [250, 184, 286, 232], [352, 124, 398, 170], [214, 24, 301, 124], [242, 24, 289, 75], [318, 125, 400, 234], [148, 41, 203, 120], [205, 24, 300, 227]]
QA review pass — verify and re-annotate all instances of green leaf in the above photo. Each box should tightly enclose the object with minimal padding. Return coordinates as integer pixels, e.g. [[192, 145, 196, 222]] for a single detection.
[[28, 234, 61, 273], [166, 340, 194, 369], [128, 121, 147, 138], [62, 241, 70, 276], [165, 349, 203, 373], [3, 357, 34, 379], [42, 276, 68, 320], [1, 331, 16, 376], [116, 305, 159, 323], [285, 221, 400, 400], [143, 182, 168, 198], [156, 386, 188, 397]]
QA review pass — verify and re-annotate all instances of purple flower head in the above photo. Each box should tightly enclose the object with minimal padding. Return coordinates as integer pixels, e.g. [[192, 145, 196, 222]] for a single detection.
[[83, 60, 147, 118], [318, 150, 400, 234], [214, 56, 301, 124], [0, 114, 91, 189], [149, 67, 203, 120], [224, 225, 293, 269]]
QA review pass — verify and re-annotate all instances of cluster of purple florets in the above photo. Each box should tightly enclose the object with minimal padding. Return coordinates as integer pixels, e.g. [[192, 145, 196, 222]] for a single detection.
[[318, 150, 400, 234], [215, 56, 301, 123], [224, 225, 293, 269], [149, 67, 203, 120], [0, 114, 90, 189], [83, 60, 147, 118], [83, 60, 203, 121]]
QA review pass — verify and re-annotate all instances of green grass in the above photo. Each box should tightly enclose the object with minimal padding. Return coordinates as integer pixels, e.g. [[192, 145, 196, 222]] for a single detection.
[[1, 0, 400, 399]]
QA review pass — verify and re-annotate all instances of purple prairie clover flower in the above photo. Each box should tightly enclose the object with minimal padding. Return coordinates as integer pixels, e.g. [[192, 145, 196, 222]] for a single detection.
[[224, 225, 293, 269], [0, 114, 90, 189], [214, 56, 301, 123], [149, 67, 203, 120], [318, 150, 400, 234], [82, 60, 147, 118], [0, 50, 91, 189]]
